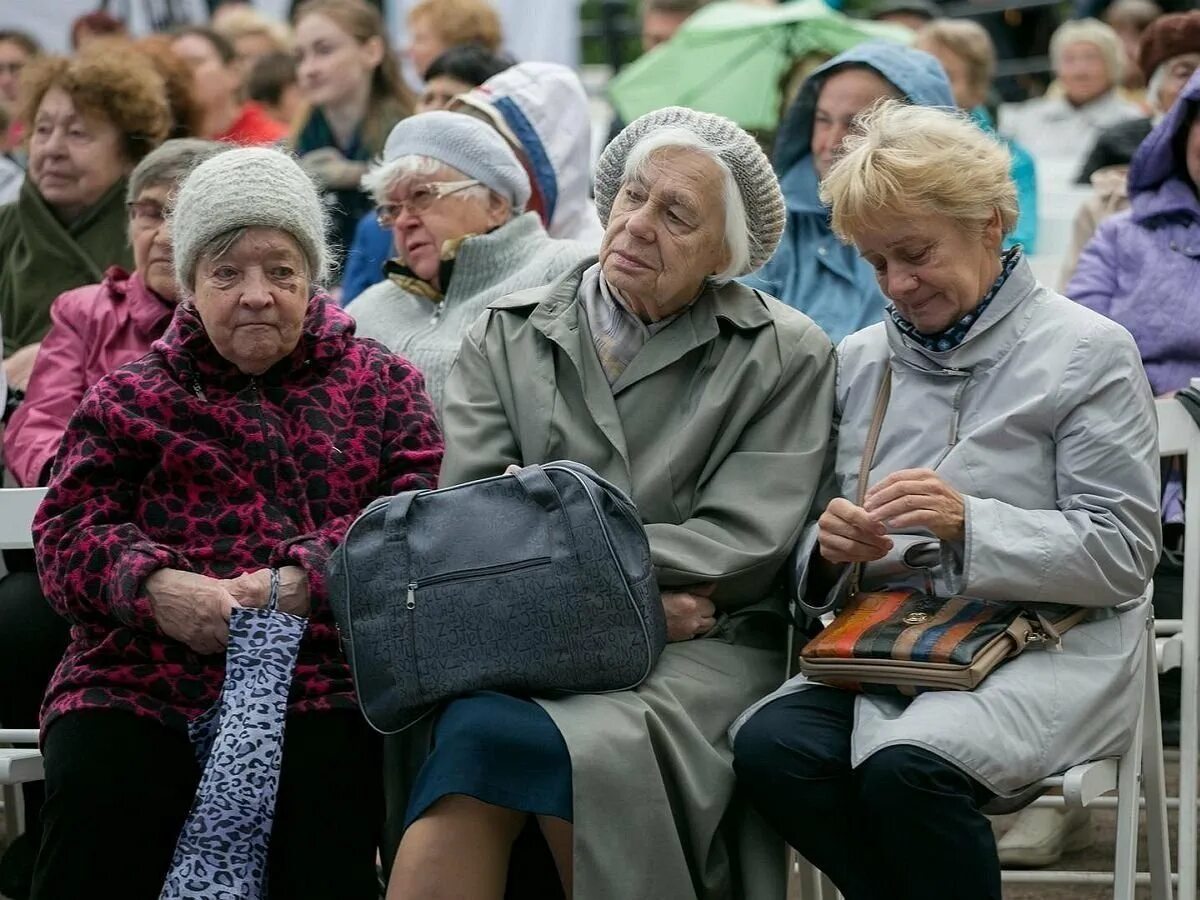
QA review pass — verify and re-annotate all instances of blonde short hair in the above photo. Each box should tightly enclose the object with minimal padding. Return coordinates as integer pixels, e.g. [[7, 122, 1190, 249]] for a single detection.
[[1050, 18, 1124, 84], [214, 7, 292, 54], [407, 0, 503, 53], [819, 100, 1017, 244], [918, 19, 996, 101]]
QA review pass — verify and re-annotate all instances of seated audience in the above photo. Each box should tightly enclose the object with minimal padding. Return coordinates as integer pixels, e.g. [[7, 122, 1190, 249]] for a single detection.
[[69, 11, 126, 50], [386, 106, 834, 900], [917, 18, 1040, 252], [404, 0, 504, 79], [213, 5, 292, 68], [0, 30, 40, 155], [29, 146, 442, 900], [640, 0, 706, 51], [869, 0, 939, 32], [416, 43, 513, 113], [248, 51, 304, 128], [134, 36, 205, 139], [733, 100, 1160, 899], [999, 19, 1143, 173], [742, 42, 953, 345], [1105, 0, 1164, 101], [0, 49, 170, 390], [347, 112, 591, 414], [171, 27, 287, 145]]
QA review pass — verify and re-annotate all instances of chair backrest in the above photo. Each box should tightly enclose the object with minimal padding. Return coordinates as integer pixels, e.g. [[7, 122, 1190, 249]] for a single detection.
[[0, 487, 48, 550]]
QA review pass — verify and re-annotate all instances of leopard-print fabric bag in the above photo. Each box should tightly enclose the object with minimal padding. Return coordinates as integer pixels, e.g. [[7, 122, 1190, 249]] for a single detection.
[[160, 570, 306, 900]]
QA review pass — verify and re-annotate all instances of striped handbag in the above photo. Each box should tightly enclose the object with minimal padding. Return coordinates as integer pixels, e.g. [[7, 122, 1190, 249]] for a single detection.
[[798, 367, 1085, 695]]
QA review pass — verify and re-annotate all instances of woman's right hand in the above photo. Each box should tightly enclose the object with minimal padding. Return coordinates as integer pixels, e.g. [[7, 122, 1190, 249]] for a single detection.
[[145, 568, 240, 656], [662, 584, 717, 642], [818, 497, 894, 564]]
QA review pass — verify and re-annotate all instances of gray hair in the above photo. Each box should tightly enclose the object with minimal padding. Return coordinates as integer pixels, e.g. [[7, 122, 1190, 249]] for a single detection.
[[621, 127, 751, 285], [1050, 18, 1125, 85], [126, 138, 227, 206], [361, 153, 501, 212], [194, 226, 313, 282]]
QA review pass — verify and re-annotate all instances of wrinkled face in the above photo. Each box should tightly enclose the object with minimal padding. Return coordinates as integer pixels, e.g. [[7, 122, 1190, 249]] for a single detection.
[[811, 68, 899, 179], [417, 74, 475, 113], [916, 38, 983, 110], [129, 182, 177, 303], [29, 87, 129, 221], [1187, 115, 1200, 194], [641, 10, 691, 52], [192, 227, 310, 375], [600, 147, 731, 322], [405, 16, 445, 78], [1157, 53, 1200, 115], [295, 13, 381, 109], [385, 165, 505, 285], [852, 209, 1004, 335], [1057, 40, 1112, 106], [172, 33, 242, 116], [0, 39, 32, 115]]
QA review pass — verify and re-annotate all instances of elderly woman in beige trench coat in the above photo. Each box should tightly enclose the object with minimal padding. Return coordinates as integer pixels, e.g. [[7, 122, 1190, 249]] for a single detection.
[[382, 107, 836, 900]]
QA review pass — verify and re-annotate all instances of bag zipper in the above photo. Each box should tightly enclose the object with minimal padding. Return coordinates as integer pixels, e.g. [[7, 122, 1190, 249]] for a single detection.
[[409, 557, 553, 596]]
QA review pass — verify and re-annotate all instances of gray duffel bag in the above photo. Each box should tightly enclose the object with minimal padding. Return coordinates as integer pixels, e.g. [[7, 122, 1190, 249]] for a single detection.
[[328, 461, 666, 733]]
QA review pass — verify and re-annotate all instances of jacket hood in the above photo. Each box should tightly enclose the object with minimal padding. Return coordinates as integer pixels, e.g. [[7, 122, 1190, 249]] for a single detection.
[[1127, 67, 1200, 213], [457, 63, 603, 244], [154, 293, 356, 388], [774, 41, 955, 175]]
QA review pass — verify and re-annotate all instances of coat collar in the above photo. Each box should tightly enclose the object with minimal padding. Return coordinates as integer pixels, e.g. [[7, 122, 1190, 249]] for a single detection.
[[885, 254, 1041, 373], [100, 266, 176, 339]]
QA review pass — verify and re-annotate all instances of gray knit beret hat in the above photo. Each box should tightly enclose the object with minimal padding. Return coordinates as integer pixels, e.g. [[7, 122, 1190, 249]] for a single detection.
[[381, 111, 531, 210], [172, 146, 329, 291], [594, 106, 785, 275]]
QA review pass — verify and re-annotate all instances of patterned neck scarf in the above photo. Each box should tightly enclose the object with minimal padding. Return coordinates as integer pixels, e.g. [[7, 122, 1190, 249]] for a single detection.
[[385, 234, 478, 303], [888, 247, 1021, 353], [579, 264, 683, 385]]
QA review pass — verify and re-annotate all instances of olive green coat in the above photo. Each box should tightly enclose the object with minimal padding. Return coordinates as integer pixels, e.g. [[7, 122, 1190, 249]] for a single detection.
[[438, 260, 836, 899]]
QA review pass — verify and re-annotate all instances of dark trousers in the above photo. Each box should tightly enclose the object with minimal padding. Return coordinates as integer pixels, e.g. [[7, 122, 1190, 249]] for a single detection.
[[0, 568, 70, 851], [733, 687, 1001, 900], [31, 709, 383, 900]]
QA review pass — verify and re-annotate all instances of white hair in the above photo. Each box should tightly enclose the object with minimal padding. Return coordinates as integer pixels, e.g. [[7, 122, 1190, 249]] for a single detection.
[[1050, 18, 1124, 85], [621, 127, 752, 285], [360, 153, 496, 209]]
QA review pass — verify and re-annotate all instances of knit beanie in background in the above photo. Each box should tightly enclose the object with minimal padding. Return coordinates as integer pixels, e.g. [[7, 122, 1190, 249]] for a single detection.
[[593, 106, 785, 276], [379, 111, 532, 211], [171, 146, 329, 291]]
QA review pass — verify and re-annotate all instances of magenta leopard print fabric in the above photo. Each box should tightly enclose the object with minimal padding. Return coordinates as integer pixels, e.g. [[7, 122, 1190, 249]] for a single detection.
[[34, 295, 443, 735]]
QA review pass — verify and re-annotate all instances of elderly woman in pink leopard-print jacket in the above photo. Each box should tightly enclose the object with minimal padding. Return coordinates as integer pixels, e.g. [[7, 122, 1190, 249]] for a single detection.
[[31, 147, 443, 900]]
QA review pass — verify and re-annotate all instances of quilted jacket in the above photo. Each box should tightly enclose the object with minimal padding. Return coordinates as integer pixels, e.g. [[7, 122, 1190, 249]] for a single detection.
[[34, 296, 443, 734]]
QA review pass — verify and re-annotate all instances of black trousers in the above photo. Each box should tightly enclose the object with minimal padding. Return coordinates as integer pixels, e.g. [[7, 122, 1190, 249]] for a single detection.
[[0, 568, 70, 849], [31, 709, 383, 900], [733, 687, 1001, 900]]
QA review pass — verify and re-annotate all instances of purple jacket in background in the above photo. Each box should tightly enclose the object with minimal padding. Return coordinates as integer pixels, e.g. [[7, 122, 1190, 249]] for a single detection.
[[1066, 70, 1200, 397]]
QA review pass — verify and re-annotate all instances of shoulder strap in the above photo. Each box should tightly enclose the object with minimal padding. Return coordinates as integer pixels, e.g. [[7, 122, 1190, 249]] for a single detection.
[[848, 366, 893, 595]]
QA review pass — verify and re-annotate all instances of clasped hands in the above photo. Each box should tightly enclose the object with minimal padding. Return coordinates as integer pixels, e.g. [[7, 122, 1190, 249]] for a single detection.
[[145, 566, 310, 656], [817, 468, 965, 565]]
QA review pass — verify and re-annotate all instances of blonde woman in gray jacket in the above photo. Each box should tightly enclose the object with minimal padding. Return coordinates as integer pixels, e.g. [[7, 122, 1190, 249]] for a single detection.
[[732, 101, 1161, 900], [346, 112, 594, 416]]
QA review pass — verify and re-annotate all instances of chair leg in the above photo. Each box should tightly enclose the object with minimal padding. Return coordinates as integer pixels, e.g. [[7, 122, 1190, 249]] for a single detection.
[[1113, 641, 1147, 900], [1141, 627, 1175, 900], [2, 783, 22, 844]]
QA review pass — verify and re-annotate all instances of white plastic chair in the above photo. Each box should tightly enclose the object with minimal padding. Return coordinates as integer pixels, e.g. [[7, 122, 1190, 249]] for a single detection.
[[1154, 395, 1200, 900], [0, 487, 48, 840]]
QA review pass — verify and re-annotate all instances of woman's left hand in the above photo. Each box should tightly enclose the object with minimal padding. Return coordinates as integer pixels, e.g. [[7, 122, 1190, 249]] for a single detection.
[[4, 343, 41, 392], [862, 468, 966, 543], [226, 566, 312, 617]]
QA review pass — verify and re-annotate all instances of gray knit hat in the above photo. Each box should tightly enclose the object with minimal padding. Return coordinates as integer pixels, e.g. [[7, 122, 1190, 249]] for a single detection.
[[594, 107, 785, 275], [171, 146, 329, 291], [380, 110, 531, 210]]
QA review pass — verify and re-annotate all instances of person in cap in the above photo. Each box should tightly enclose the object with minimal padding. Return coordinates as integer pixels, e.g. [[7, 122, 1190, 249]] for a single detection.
[[384, 107, 834, 900], [346, 111, 593, 415], [869, 0, 940, 32], [733, 100, 1159, 898], [30, 146, 443, 900]]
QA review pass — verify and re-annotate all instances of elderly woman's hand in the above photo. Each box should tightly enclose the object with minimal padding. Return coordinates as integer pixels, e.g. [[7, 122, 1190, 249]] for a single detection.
[[863, 468, 965, 543], [818, 497, 894, 564], [4, 343, 41, 393], [225, 567, 312, 617], [662, 584, 717, 641], [145, 569, 240, 656]]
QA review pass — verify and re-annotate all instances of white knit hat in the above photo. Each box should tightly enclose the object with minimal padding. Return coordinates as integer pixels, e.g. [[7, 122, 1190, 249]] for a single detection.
[[171, 147, 329, 291], [380, 111, 531, 210], [594, 107, 785, 275]]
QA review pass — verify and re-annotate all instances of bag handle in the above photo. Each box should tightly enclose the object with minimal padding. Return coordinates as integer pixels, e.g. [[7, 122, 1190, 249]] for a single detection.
[[513, 465, 561, 511], [847, 366, 893, 597]]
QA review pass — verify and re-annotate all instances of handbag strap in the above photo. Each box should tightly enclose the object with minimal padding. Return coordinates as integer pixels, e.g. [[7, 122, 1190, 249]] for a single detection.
[[848, 366, 893, 597]]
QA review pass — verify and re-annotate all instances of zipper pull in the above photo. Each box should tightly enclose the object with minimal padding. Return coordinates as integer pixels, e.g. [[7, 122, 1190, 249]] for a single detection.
[[191, 380, 206, 402], [431, 304, 443, 323], [406, 582, 417, 610]]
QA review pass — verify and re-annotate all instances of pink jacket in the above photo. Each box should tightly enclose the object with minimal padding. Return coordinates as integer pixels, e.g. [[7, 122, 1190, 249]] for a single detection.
[[5, 267, 174, 486]]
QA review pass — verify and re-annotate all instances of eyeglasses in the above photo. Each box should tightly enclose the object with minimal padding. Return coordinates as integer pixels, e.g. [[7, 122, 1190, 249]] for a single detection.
[[126, 200, 166, 228], [376, 180, 481, 227]]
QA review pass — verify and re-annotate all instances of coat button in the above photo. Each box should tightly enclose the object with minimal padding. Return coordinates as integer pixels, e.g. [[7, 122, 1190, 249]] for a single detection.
[[818, 246, 827, 256]]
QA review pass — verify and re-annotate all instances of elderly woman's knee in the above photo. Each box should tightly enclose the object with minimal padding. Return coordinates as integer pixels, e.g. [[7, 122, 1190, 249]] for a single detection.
[[855, 745, 979, 813], [733, 698, 843, 788]]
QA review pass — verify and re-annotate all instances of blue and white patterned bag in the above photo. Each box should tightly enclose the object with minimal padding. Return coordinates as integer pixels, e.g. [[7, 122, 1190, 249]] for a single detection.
[[160, 571, 306, 900]]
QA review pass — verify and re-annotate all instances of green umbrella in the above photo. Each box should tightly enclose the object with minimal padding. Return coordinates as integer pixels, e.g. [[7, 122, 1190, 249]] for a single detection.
[[608, 0, 912, 132]]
